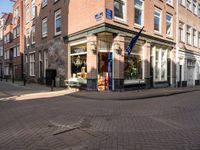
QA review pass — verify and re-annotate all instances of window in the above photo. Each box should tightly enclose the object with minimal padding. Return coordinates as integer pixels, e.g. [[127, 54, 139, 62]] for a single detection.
[[114, 0, 126, 21], [187, 0, 192, 11], [186, 25, 191, 44], [39, 52, 43, 78], [42, 18, 47, 38], [32, 0, 36, 19], [13, 28, 17, 39], [124, 43, 143, 80], [70, 44, 87, 81], [26, 5, 30, 23], [17, 46, 20, 56], [198, 3, 200, 16], [0, 46, 3, 56], [154, 9, 161, 32], [0, 30, 3, 40], [180, 0, 185, 6], [31, 25, 35, 44], [198, 32, 200, 48], [179, 22, 185, 42], [193, 0, 197, 14], [55, 9, 61, 35], [4, 51, 9, 60], [13, 47, 17, 58], [154, 48, 168, 81], [13, 46, 20, 58], [166, 0, 173, 5], [166, 14, 173, 36], [29, 53, 35, 76], [26, 29, 30, 46], [16, 26, 20, 37], [43, 50, 48, 77], [193, 29, 197, 47], [42, 0, 47, 8], [134, 0, 144, 26], [4, 34, 10, 44]]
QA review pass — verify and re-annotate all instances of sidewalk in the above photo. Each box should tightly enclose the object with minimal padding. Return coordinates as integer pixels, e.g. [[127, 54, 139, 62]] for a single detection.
[[68, 86, 200, 100]]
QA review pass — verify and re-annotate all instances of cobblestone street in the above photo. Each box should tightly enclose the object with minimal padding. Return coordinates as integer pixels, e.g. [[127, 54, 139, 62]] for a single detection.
[[1, 83, 200, 149]]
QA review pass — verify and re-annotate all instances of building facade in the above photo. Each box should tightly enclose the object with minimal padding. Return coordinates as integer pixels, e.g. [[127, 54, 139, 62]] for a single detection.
[[65, 0, 177, 91], [176, 0, 200, 87]]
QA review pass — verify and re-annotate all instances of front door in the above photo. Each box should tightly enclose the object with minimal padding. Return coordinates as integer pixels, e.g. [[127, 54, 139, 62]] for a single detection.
[[98, 53, 112, 91]]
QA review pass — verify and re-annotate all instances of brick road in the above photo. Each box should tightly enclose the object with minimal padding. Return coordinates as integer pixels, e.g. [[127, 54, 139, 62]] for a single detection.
[[0, 85, 200, 149]]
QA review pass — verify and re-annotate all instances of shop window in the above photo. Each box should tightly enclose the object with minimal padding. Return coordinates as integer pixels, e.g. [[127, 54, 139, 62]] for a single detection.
[[124, 44, 143, 80], [153, 48, 168, 81], [70, 44, 87, 83]]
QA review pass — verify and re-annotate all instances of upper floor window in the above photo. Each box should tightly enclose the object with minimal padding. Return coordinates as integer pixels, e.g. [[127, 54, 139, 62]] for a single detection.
[[193, 0, 197, 15], [26, 5, 30, 23], [31, 25, 36, 44], [0, 30, 3, 40], [134, 0, 144, 26], [186, 25, 191, 45], [187, 0, 192, 11], [114, 0, 126, 21], [42, 17, 48, 38], [193, 29, 197, 47], [198, 3, 200, 16], [198, 32, 200, 48], [166, 14, 173, 36], [166, 0, 173, 5], [179, 22, 185, 42], [179, 0, 185, 6], [55, 9, 61, 35], [26, 29, 30, 47], [154, 9, 161, 33], [32, 0, 36, 19], [42, 0, 47, 8]]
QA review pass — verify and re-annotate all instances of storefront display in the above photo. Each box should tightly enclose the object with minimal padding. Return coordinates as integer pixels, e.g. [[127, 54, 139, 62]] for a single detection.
[[70, 44, 87, 85], [124, 44, 143, 80]]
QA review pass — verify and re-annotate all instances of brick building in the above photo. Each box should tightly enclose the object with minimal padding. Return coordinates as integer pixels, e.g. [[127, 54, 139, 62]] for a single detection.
[[1, 0, 178, 91], [176, 0, 200, 87], [65, 0, 177, 90]]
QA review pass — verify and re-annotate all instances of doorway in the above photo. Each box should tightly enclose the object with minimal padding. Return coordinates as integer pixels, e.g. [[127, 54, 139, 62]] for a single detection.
[[98, 52, 112, 91]]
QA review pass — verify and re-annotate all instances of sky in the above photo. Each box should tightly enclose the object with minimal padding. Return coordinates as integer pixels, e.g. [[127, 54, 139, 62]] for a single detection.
[[0, 0, 13, 15]]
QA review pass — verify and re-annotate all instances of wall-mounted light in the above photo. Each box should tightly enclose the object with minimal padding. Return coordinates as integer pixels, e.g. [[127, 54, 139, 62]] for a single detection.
[[90, 42, 97, 53], [114, 42, 122, 55]]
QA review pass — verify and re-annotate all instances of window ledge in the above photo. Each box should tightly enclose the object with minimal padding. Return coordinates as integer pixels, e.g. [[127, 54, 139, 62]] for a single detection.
[[166, 3, 174, 9], [166, 35, 174, 40], [154, 31, 163, 37], [113, 18, 128, 26]]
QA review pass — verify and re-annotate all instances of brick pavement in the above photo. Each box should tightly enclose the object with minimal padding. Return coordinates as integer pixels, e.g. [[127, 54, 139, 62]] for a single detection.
[[0, 91, 200, 149]]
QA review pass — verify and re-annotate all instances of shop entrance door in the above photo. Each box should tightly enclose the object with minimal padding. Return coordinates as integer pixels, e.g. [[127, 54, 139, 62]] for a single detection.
[[187, 66, 194, 86], [98, 52, 112, 91]]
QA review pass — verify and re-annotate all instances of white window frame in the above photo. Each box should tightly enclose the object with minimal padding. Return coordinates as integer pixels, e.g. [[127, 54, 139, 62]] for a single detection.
[[166, 14, 173, 37], [154, 9, 162, 33], [186, 25, 191, 45], [29, 53, 35, 76], [166, 0, 173, 6], [26, 5, 30, 24], [31, 25, 36, 44], [32, 0, 36, 19], [193, 29, 198, 47], [114, 0, 127, 22], [42, 17, 47, 38], [42, 0, 47, 8], [179, 22, 185, 42], [134, 0, 144, 27], [193, 0, 197, 15], [54, 9, 62, 36]]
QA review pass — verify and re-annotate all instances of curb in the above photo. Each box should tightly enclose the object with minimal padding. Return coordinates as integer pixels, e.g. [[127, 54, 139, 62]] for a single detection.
[[68, 89, 200, 101]]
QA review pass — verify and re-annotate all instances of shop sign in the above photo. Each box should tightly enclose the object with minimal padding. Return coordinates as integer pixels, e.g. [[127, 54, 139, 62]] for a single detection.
[[71, 48, 86, 54], [106, 9, 113, 20], [95, 12, 103, 21]]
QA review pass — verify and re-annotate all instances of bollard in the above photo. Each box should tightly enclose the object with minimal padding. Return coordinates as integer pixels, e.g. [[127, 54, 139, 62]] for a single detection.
[[23, 73, 26, 86]]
